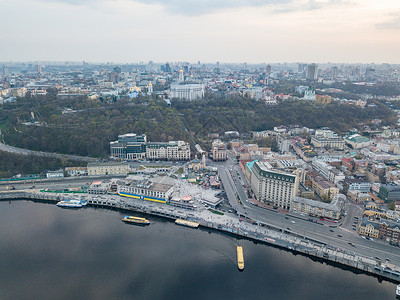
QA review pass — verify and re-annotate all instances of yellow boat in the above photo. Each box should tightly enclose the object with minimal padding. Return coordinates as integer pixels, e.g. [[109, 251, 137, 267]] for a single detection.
[[122, 216, 150, 225], [237, 246, 244, 271]]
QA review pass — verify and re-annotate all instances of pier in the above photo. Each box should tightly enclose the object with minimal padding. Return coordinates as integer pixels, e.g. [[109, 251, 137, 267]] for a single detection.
[[1, 190, 400, 283]]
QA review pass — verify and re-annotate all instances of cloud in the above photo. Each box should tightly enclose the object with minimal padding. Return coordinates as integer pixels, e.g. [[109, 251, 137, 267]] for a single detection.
[[36, 0, 351, 15], [38, 0, 290, 15], [274, 0, 348, 13], [377, 13, 400, 30]]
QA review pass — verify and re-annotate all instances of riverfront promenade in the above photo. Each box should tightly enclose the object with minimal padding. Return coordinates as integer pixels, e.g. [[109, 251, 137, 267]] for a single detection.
[[1, 189, 400, 283]]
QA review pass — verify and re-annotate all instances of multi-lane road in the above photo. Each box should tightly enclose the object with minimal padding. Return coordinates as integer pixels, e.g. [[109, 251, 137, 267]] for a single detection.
[[217, 156, 400, 265]]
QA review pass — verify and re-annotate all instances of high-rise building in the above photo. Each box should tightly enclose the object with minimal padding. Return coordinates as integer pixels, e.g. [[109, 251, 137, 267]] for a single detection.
[[2, 66, 9, 76], [307, 63, 318, 80], [298, 63, 307, 74], [250, 161, 298, 209], [266, 64, 271, 75]]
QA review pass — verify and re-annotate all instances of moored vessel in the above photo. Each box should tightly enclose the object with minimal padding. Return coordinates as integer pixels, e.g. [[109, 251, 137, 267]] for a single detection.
[[56, 200, 83, 208], [396, 284, 400, 298], [122, 216, 150, 225], [237, 246, 244, 271], [175, 219, 199, 228]]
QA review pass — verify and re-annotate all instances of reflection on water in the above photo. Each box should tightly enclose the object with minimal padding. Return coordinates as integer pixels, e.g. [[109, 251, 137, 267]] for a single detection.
[[0, 200, 395, 300]]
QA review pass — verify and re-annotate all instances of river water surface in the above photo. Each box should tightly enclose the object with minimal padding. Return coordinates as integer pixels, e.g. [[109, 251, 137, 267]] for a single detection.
[[0, 200, 396, 300]]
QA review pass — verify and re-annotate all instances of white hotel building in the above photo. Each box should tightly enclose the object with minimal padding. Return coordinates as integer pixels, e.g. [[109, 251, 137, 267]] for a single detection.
[[250, 161, 298, 210]]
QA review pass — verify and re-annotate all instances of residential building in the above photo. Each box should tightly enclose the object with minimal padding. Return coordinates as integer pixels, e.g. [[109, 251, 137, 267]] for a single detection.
[[378, 183, 400, 202], [250, 161, 298, 209], [307, 63, 318, 80], [310, 175, 339, 200], [359, 219, 380, 239], [277, 135, 290, 153], [211, 139, 227, 161], [380, 221, 400, 244], [343, 178, 371, 193], [291, 194, 345, 220]]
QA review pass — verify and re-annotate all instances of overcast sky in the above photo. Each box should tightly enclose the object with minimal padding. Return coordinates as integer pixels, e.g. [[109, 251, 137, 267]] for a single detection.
[[1, 0, 399, 63]]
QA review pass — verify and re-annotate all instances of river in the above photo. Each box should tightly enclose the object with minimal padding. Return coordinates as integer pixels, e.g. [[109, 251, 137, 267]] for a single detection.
[[0, 200, 396, 300]]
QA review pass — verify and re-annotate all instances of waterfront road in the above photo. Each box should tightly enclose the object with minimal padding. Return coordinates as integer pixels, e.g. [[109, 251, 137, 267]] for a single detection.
[[217, 160, 400, 266]]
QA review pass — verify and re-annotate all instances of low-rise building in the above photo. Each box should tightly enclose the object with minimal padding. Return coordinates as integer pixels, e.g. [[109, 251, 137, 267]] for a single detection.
[[46, 169, 64, 178], [87, 162, 129, 176], [146, 141, 191, 161], [170, 84, 204, 100], [211, 139, 227, 161], [380, 221, 400, 244], [359, 219, 380, 238], [378, 183, 400, 202], [65, 167, 88, 177], [118, 178, 174, 203], [291, 194, 345, 220], [311, 128, 344, 150], [110, 133, 147, 160], [344, 134, 372, 149]]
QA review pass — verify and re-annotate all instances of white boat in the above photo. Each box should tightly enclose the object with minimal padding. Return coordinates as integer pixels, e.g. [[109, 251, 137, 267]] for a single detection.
[[56, 200, 83, 208], [396, 284, 400, 298]]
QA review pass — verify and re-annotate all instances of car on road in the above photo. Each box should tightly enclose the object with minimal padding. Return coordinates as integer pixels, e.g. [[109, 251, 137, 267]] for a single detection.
[[337, 234, 343, 237], [285, 217, 289, 220], [348, 242, 355, 247], [287, 227, 291, 230], [291, 221, 295, 224], [330, 229, 334, 232]]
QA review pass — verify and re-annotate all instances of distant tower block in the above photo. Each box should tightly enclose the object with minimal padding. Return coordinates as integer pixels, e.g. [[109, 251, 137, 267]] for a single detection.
[[178, 68, 184, 83], [266, 64, 271, 75], [307, 63, 318, 80]]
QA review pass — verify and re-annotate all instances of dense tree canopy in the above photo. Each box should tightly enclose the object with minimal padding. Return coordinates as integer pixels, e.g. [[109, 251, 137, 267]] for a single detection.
[[0, 93, 396, 158]]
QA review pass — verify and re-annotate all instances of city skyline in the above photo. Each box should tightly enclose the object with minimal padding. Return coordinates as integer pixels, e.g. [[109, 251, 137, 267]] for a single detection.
[[1, 0, 400, 63]]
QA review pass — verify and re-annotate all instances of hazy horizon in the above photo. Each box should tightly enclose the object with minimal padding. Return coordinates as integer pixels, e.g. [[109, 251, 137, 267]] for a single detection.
[[1, 0, 400, 64]]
